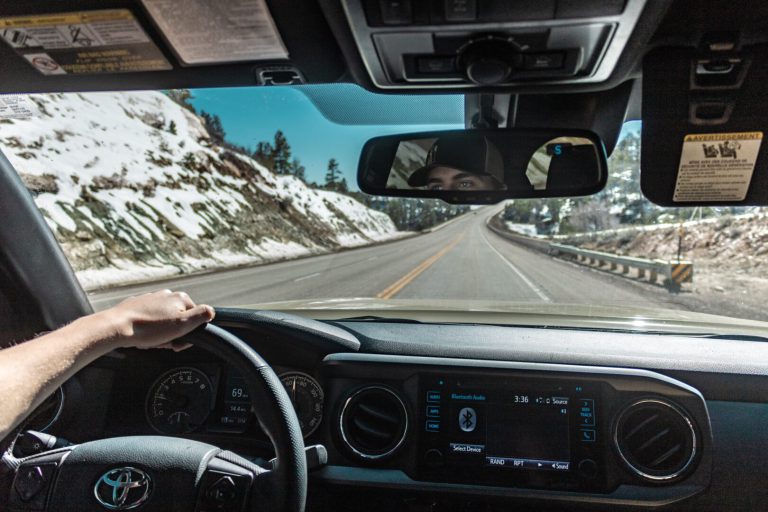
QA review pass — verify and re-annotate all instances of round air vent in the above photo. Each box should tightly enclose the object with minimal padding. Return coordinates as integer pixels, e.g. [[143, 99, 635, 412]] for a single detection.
[[614, 399, 698, 482], [339, 386, 408, 460]]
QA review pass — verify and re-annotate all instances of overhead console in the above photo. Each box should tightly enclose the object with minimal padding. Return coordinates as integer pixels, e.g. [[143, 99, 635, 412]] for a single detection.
[[319, 354, 712, 508], [337, 0, 649, 89]]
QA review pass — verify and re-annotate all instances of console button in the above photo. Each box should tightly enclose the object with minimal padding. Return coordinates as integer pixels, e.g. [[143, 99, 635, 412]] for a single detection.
[[524, 52, 565, 70], [426, 390, 441, 403], [15, 465, 46, 502], [578, 398, 596, 426], [424, 449, 445, 467], [578, 459, 599, 479], [579, 428, 597, 442], [426, 405, 441, 417], [379, 0, 412, 25], [207, 475, 237, 504], [426, 420, 441, 432], [417, 56, 456, 74], [444, 0, 477, 21]]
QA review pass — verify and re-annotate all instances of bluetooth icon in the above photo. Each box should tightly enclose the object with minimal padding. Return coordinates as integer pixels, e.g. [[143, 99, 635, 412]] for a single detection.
[[458, 407, 477, 432]]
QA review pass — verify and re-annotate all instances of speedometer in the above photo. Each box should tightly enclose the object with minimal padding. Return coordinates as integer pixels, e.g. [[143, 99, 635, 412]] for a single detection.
[[280, 372, 324, 438], [146, 367, 214, 435]]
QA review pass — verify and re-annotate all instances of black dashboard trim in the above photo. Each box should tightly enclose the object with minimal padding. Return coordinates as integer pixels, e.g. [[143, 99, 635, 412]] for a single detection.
[[215, 308, 361, 353]]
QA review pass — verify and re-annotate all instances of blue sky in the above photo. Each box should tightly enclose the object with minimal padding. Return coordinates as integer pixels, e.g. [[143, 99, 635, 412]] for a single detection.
[[190, 85, 463, 186], [190, 85, 642, 186]]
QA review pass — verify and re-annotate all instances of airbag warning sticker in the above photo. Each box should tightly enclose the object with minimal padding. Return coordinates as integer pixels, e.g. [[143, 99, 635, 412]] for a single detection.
[[0, 10, 172, 75], [674, 132, 763, 202]]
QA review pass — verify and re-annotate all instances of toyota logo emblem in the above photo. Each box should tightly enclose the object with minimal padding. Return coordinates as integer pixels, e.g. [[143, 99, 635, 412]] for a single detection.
[[94, 467, 152, 510]]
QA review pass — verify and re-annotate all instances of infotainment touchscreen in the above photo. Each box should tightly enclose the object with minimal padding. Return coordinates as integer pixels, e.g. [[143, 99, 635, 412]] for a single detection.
[[419, 373, 603, 490], [442, 390, 572, 471]]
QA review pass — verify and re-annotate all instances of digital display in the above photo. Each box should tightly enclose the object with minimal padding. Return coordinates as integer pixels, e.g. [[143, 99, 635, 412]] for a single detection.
[[484, 395, 570, 470], [439, 388, 575, 473], [419, 375, 602, 490]]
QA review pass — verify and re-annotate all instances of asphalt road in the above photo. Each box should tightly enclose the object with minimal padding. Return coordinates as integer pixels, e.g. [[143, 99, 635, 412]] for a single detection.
[[89, 208, 690, 315]]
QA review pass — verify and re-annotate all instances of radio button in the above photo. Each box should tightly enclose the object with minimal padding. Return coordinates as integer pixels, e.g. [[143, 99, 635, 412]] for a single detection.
[[579, 428, 597, 442], [426, 420, 441, 432], [426, 405, 441, 417]]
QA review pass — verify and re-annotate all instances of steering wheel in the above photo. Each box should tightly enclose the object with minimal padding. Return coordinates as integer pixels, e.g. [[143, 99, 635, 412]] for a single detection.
[[4, 323, 307, 512]]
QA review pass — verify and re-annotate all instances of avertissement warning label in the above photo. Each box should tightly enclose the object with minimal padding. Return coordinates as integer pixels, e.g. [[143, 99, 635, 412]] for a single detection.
[[0, 10, 172, 75], [674, 132, 763, 202]]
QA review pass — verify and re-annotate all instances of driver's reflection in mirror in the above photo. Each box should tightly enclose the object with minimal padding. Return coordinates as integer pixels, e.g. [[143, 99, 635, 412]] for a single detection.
[[406, 135, 507, 191]]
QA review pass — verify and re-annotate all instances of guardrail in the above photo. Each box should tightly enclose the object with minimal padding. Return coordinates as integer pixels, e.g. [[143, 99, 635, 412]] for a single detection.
[[486, 216, 693, 292], [549, 243, 693, 291]]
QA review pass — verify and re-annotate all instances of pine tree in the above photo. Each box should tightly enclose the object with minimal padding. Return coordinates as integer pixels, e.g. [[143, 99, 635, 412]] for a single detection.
[[253, 142, 274, 168], [291, 158, 306, 181], [325, 158, 341, 189], [272, 130, 292, 175], [168, 120, 177, 135]]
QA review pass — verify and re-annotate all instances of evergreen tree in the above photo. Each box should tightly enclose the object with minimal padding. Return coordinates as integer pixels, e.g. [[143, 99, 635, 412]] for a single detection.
[[325, 158, 341, 189], [168, 120, 177, 135], [253, 141, 274, 168], [272, 130, 292, 175], [291, 158, 306, 181]]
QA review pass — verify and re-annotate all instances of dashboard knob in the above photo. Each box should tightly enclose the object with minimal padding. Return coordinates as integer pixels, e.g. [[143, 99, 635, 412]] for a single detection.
[[458, 37, 521, 85], [577, 459, 598, 479]]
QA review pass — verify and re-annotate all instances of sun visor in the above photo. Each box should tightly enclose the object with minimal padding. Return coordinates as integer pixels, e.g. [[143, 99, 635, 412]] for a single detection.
[[641, 44, 768, 206]]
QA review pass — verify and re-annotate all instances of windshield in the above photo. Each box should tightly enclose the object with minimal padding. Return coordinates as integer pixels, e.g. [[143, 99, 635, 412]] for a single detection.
[[0, 85, 766, 330]]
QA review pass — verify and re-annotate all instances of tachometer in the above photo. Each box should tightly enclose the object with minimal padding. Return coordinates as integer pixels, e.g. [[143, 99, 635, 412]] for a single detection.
[[146, 367, 214, 435], [280, 372, 324, 438]]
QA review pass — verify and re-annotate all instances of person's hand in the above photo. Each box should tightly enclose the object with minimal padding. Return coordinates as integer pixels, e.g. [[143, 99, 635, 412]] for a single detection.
[[102, 290, 215, 351]]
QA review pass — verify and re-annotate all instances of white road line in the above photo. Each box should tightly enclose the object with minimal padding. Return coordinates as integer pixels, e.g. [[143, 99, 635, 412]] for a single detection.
[[481, 231, 552, 302], [292, 272, 322, 283], [366, 256, 379, 261]]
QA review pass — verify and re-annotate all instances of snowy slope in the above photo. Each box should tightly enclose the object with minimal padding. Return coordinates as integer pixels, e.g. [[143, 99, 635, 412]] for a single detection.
[[0, 91, 401, 290]]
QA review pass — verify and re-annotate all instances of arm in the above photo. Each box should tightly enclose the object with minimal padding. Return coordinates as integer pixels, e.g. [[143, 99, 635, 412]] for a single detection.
[[0, 290, 214, 440]]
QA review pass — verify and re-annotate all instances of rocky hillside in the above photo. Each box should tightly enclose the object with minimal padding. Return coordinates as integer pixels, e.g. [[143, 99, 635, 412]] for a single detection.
[[0, 92, 400, 290]]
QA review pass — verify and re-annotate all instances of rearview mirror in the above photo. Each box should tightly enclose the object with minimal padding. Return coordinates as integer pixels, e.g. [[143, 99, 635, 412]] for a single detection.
[[358, 129, 608, 204]]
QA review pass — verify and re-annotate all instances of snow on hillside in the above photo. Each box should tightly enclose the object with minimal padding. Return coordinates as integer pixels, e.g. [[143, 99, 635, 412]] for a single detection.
[[0, 91, 401, 290]]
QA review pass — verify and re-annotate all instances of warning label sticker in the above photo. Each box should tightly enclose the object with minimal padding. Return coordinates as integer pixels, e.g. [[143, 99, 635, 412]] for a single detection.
[[0, 10, 172, 75], [674, 132, 763, 202], [0, 95, 38, 119], [140, 0, 288, 65]]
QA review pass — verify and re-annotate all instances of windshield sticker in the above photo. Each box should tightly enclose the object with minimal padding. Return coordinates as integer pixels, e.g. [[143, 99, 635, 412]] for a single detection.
[[140, 0, 288, 65], [0, 95, 38, 119], [0, 10, 172, 75], [674, 131, 763, 202]]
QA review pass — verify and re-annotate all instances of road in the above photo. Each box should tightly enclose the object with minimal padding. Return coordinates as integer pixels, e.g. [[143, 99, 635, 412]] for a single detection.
[[89, 209, 689, 314]]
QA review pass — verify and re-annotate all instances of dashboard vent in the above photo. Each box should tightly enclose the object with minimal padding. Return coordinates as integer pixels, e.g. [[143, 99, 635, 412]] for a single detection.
[[614, 399, 698, 482], [340, 386, 408, 460]]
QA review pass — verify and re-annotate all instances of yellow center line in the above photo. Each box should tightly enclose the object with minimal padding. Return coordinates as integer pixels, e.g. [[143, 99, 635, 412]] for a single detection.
[[377, 233, 466, 300]]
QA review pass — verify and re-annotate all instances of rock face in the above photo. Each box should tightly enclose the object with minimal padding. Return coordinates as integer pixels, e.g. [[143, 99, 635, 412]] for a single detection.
[[0, 91, 400, 289]]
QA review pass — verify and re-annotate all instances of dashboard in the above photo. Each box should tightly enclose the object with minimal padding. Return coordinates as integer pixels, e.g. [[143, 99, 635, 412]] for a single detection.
[[36, 308, 768, 511]]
